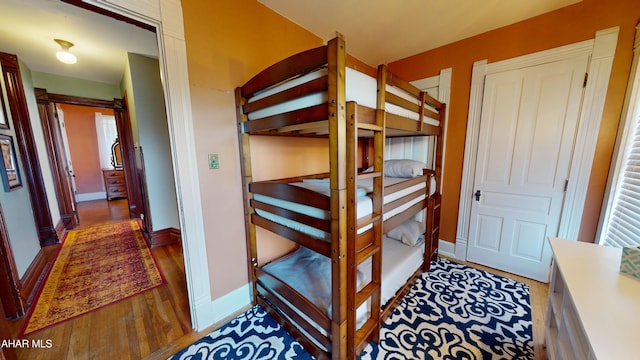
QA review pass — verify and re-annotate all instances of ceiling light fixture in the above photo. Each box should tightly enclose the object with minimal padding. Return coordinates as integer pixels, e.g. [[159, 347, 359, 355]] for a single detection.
[[54, 38, 77, 64]]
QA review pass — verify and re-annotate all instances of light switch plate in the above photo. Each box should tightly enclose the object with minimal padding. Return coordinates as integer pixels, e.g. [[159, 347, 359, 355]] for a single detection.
[[208, 154, 219, 169]]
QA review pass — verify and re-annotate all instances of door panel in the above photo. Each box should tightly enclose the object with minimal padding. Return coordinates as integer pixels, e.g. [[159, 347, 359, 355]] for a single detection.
[[467, 55, 589, 282]]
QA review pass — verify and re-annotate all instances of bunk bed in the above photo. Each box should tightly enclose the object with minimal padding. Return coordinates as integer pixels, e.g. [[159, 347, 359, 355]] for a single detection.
[[236, 35, 445, 360]]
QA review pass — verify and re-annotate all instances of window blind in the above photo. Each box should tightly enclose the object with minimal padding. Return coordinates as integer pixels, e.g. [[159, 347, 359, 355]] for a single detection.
[[603, 108, 640, 248], [601, 26, 640, 248]]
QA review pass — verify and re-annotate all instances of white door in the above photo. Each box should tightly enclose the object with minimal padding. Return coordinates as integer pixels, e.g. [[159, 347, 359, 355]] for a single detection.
[[56, 107, 79, 222], [466, 55, 589, 282]]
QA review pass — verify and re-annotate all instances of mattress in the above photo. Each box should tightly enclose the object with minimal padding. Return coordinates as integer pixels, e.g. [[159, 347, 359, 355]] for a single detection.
[[253, 176, 434, 240], [261, 236, 425, 326], [246, 67, 440, 127]]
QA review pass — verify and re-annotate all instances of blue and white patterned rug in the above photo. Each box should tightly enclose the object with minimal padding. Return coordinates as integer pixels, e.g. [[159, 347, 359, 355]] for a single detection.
[[170, 258, 534, 360]]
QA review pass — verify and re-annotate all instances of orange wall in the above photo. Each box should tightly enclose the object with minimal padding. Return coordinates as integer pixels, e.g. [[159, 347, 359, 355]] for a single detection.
[[388, 0, 640, 243], [59, 104, 114, 194], [182, 0, 322, 299]]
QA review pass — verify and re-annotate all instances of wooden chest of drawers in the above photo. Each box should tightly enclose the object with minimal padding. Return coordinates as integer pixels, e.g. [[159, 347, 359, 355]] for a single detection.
[[102, 169, 128, 200]]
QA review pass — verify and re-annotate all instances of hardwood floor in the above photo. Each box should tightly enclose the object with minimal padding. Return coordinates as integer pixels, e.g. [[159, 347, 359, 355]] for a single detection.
[[74, 198, 131, 229], [7, 199, 197, 359], [7, 200, 550, 359]]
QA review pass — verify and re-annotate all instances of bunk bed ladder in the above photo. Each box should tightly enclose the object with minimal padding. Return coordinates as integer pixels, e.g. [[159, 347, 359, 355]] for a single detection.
[[345, 98, 384, 357]]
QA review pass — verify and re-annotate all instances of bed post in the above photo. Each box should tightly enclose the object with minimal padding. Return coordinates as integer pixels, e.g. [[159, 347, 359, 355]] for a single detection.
[[327, 35, 348, 360], [235, 87, 258, 305]]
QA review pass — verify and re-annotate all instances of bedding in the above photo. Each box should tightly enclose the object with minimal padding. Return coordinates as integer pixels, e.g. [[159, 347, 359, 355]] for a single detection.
[[384, 159, 426, 178], [252, 176, 433, 241], [246, 67, 440, 127], [386, 219, 424, 247], [261, 236, 425, 327]]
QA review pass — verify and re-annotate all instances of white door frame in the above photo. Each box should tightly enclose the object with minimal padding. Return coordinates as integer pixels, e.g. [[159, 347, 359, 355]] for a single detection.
[[456, 27, 619, 260], [83, 0, 215, 330]]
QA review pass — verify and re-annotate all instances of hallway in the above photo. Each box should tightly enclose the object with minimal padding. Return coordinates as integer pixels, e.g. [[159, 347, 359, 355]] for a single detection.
[[7, 200, 194, 359], [74, 198, 129, 230]]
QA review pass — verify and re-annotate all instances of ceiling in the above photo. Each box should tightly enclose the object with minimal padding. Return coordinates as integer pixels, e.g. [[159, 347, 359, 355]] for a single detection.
[[0, 0, 157, 85], [0, 0, 581, 85], [260, 0, 582, 65]]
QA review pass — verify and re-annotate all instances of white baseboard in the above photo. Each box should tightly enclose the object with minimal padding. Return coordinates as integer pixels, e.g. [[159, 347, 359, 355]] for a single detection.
[[76, 192, 106, 202], [437, 239, 456, 259], [194, 283, 251, 332]]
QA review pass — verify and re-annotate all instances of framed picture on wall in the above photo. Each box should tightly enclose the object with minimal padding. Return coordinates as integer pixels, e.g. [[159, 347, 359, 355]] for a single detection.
[[0, 134, 21, 192], [0, 89, 8, 130]]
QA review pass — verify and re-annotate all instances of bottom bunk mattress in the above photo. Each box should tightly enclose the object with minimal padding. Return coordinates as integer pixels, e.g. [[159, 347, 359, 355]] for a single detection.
[[260, 236, 425, 325]]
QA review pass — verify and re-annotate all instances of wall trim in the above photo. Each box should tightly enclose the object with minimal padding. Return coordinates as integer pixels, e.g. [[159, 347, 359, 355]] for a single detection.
[[437, 239, 455, 259], [84, 0, 211, 331], [76, 192, 107, 202], [210, 283, 252, 324], [55, 219, 65, 240], [457, 27, 619, 262], [19, 246, 57, 309], [150, 227, 181, 247]]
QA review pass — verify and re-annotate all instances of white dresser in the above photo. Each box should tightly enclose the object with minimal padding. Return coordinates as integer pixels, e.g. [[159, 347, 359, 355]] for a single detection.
[[546, 237, 640, 359]]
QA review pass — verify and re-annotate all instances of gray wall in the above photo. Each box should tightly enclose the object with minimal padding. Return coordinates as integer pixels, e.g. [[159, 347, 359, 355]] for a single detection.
[[124, 53, 179, 231], [0, 61, 53, 277]]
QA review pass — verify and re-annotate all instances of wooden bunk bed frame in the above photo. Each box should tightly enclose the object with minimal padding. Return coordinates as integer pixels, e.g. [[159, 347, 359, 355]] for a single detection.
[[235, 36, 445, 360]]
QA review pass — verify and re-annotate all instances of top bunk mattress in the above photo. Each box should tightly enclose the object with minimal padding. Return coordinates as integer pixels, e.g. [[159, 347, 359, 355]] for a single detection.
[[246, 67, 440, 127]]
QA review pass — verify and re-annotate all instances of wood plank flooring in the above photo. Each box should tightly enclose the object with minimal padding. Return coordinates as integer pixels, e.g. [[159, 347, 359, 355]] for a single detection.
[[7, 199, 550, 359], [7, 199, 195, 360]]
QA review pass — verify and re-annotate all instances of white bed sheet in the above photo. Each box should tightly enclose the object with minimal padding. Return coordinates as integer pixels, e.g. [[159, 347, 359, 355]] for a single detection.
[[253, 176, 433, 240], [247, 67, 439, 127], [261, 236, 425, 330]]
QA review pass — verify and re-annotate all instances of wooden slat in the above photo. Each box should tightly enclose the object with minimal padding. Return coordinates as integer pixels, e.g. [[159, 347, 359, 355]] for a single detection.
[[250, 181, 330, 210], [355, 229, 374, 252], [383, 200, 428, 233], [384, 188, 427, 214], [356, 243, 380, 265], [384, 66, 421, 99], [251, 214, 331, 257], [385, 174, 428, 194], [251, 199, 331, 233], [257, 296, 331, 360], [386, 92, 420, 113], [355, 281, 378, 309], [241, 45, 328, 98], [354, 317, 377, 351], [423, 91, 443, 111], [256, 270, 331, 333], [242, 103, 329, 134], [243, 76, 328, 114], [356, 122, 383, 132], [356, 213, 382, 231], [385, 112, 441, 135]]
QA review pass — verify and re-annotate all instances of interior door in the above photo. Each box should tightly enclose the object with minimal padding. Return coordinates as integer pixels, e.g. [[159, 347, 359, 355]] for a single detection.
[[55, 106, 79, 224], [466, 55, 589, 282]]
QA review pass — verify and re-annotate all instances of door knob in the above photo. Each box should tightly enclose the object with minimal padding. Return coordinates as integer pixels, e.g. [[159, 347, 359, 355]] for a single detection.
[[474, 190, 482, 201]]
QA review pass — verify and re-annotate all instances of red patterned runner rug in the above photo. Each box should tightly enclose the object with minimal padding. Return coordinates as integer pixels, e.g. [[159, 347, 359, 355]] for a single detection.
[[21, 220, 164, 336]]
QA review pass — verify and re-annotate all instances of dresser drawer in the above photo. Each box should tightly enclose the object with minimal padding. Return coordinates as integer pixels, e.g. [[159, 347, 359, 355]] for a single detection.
[[107, 185, 128, 199], [102, 169, 127, 200]]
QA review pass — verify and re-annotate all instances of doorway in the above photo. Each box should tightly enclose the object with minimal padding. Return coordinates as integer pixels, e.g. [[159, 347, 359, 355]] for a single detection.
[[56, 103, 130, 227], [456, 28, 618, 282], [466, 55, 588, 282]]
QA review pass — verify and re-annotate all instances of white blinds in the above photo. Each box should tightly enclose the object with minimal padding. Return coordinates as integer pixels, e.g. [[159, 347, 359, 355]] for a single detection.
[[603, 111, 640, 247], [601, 25, 640, 248]]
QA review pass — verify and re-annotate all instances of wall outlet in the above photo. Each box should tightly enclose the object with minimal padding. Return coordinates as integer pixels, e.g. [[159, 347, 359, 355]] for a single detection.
[[208, 154, 219, 169]]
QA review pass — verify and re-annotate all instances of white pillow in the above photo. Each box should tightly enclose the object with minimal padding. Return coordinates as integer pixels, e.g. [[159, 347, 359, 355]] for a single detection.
[[384, 159, 425, 178], [386, 219, 424, 247]]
